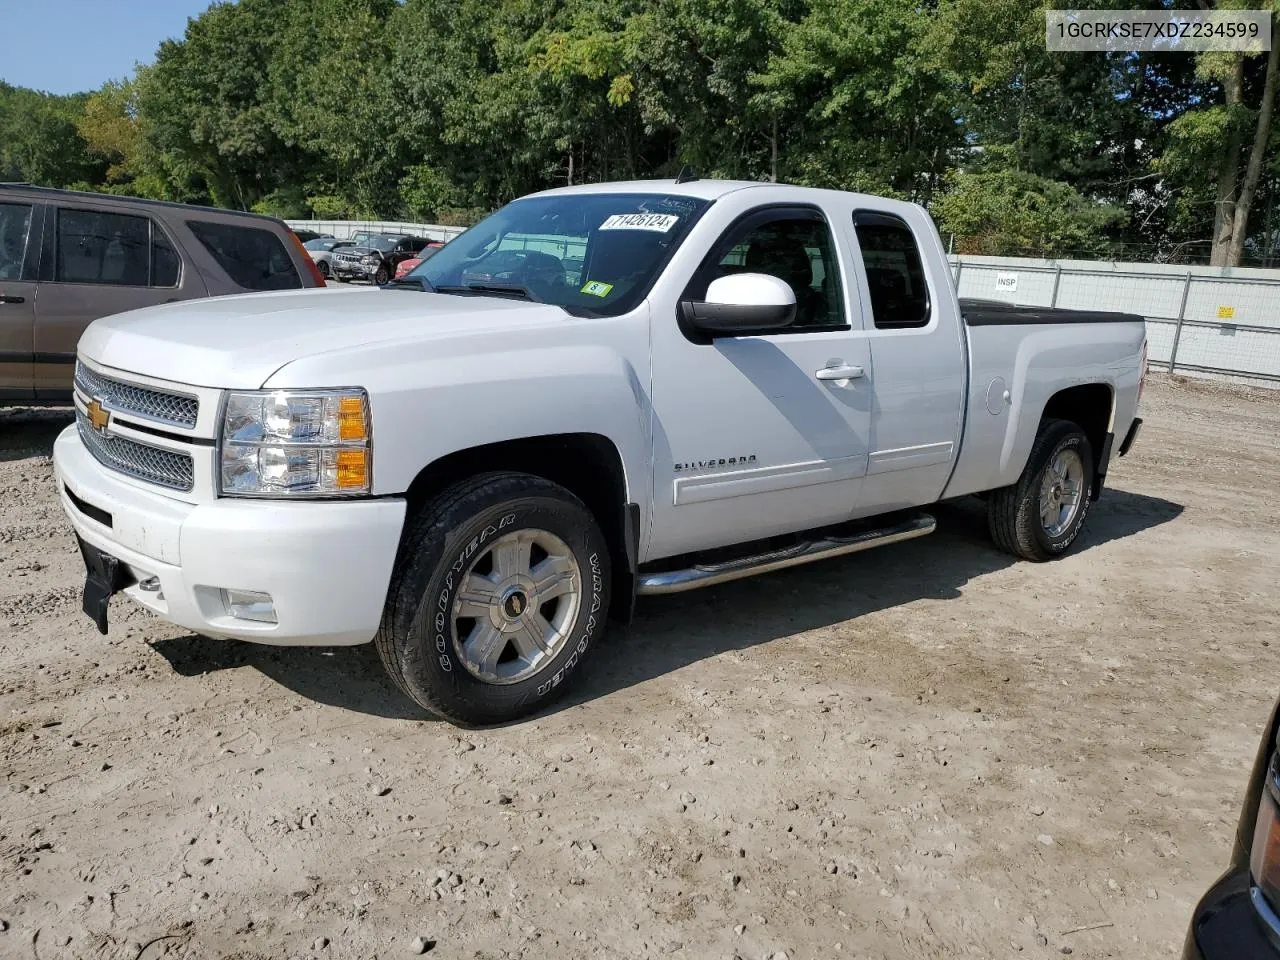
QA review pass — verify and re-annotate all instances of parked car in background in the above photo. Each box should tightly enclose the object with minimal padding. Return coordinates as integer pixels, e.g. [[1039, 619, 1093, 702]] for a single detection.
[[1183, 691, 1280, 959], [304, 237, 352, 279], [292, 229, 332, 244], [0, 185, 326, 403], [332, 234, 430, 284], [393, 240, 446, 279]]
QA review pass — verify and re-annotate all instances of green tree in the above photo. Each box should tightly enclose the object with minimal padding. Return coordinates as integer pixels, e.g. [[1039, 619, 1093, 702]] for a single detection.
[[138, 0, 306, 208], [76, 76, 170, 198], [932, 169, 1125, 257], [1159, 3, 1279, 266], [0, 82, 101, 187], [267, 0, 398, 216]]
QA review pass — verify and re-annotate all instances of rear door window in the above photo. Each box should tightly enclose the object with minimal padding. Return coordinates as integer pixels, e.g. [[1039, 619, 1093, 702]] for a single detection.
[[0, 202, 34, 280], [55, 208, 174, 287], [186, 220, 301, 291], [152, 229, 180, 287], [853, 212, 931, 329]]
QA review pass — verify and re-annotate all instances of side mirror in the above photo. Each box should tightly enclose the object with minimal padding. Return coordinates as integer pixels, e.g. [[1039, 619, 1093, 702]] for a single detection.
[[680, 273, 797, 336]]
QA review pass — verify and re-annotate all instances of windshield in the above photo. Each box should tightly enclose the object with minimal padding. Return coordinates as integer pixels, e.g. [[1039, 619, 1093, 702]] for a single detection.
[[405, 192, 710, 316], [365, 237, 397, 252]]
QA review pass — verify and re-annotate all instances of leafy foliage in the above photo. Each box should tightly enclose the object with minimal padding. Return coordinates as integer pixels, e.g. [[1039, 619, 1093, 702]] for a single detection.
[[933, 170, 1126, 257], [1, 0, 1276, 263]]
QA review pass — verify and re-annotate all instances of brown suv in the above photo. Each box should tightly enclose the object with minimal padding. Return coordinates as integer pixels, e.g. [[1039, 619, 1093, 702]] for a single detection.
[[0, 186, 326, 403]]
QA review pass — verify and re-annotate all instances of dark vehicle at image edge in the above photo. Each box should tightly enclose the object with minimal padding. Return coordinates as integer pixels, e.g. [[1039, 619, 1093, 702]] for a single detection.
[[1185, 692, 1280, 958]]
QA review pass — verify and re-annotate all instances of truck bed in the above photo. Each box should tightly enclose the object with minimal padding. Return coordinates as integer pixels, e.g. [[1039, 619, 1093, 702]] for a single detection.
[[959, 298, 1146, 327]]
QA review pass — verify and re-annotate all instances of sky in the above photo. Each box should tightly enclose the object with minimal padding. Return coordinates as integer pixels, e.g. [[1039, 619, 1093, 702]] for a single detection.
[[0, 0, 214, 95]]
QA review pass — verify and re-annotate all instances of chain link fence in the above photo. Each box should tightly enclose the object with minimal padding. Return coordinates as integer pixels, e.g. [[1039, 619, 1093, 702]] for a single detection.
[[950, 255, 1280, 388]]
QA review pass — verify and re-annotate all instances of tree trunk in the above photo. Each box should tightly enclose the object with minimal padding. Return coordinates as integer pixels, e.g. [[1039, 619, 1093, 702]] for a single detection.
[[567, 148, 574, 186], [1227, 22, 1280, 266], [1210, 55, 1245, 266]]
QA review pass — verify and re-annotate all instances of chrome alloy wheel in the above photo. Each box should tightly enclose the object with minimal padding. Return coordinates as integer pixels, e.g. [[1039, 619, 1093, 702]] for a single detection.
[[451, 528, 582, 684], [1039, 448, 1085, 538]]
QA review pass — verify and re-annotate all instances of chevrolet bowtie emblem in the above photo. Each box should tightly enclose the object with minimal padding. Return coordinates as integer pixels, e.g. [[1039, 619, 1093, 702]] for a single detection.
[[86, 398, 110, 432]]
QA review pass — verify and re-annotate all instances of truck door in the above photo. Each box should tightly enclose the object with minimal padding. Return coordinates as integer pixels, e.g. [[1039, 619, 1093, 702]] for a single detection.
[[0, 200, 41, 401], [646, 202, 873, 559], [849, 209, 967, 511]]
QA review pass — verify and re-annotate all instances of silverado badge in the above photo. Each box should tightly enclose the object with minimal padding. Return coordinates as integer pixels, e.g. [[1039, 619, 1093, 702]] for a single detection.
[[86, 399, 110, 432]]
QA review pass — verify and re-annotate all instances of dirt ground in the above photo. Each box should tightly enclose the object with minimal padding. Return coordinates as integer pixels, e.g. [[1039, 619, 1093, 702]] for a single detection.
[[1, 374, 1278, 960]]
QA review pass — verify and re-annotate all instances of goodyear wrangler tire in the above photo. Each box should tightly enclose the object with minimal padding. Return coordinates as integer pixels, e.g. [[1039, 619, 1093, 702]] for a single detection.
[[987, 418, 1094, 562], [375, 472, 611, 726]]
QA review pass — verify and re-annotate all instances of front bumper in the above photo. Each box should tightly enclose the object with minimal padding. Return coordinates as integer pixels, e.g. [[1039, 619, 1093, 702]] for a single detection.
[[332, 260, 380, 280], [1183, 867, 1280, 960], [53, 425, 406, 646]]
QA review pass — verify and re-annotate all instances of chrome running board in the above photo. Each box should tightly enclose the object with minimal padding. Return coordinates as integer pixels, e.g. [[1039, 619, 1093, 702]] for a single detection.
[[636, 513, 936, 596]]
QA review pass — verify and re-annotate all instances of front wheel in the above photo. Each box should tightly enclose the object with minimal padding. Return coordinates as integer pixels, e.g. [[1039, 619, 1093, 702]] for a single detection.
[[374, 265, 390, 285], [988, 419, 1094, 562], [375, 473, 611, 726]]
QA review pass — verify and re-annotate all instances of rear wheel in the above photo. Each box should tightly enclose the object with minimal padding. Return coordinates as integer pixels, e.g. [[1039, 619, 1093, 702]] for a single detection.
[[988, 419, 1094, 562], [375, 472, 611, 726]]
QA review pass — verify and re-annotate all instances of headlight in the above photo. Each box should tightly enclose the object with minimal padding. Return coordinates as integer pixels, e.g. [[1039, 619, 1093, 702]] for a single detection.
[[219, 389, 371, 497], [363, 255, 380, 264]]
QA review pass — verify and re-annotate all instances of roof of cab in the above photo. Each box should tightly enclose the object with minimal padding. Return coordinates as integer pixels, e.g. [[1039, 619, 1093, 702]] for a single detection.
[[528, 178, 769, 201], [523, 177, 926, 215]]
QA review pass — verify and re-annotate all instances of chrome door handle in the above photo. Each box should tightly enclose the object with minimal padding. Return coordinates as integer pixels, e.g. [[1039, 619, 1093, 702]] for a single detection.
[[815, 364, 865, 381]]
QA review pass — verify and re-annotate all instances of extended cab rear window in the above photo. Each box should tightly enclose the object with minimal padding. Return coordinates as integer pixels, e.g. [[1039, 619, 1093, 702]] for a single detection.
[[186, 220, 302, 291], [853, 211, 931, 330]]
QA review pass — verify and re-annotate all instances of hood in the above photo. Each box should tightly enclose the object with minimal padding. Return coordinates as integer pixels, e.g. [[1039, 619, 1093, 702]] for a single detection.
[[78, 287, 570, 389]]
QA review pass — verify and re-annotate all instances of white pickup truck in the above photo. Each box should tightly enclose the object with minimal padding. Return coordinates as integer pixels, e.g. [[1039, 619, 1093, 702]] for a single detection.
[[52, 178, 1147, 725]]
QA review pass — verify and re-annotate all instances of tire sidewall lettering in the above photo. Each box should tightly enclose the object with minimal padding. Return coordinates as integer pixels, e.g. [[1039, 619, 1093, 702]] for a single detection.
[[1042, 434, 1091, 553], [536, 550, 604, 699], [429, 512, 520, 676]]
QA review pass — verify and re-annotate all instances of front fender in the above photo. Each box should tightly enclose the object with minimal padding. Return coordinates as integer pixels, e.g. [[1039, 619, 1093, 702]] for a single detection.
[[263, 323, 653, 510]]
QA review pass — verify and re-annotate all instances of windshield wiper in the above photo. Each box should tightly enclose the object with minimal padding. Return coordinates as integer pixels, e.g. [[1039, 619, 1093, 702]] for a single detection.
[[433, 282, 542, 303], [385, 276, 434, 292]]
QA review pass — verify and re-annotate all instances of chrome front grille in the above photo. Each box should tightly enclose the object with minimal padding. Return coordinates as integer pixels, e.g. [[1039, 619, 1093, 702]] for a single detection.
[[77, 410, 195, 492], [74, 363, 199, 429]]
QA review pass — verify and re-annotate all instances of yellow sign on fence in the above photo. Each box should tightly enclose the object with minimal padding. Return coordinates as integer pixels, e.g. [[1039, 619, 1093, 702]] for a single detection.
[[1218, 305, 1236, 319]]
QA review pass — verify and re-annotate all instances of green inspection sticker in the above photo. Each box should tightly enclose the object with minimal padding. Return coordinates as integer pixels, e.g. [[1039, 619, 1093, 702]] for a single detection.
[[581, 280, 614, 297]]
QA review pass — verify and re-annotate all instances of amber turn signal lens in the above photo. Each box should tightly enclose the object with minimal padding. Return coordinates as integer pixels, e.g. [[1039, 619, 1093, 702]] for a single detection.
[[338, 395, 368, 441], [334, 449, 368, 489]]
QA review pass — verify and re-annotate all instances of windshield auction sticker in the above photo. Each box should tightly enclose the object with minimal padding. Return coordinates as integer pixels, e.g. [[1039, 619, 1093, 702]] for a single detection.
[[599, 213, 680, 232], [1047, 10, 1271, 52]]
